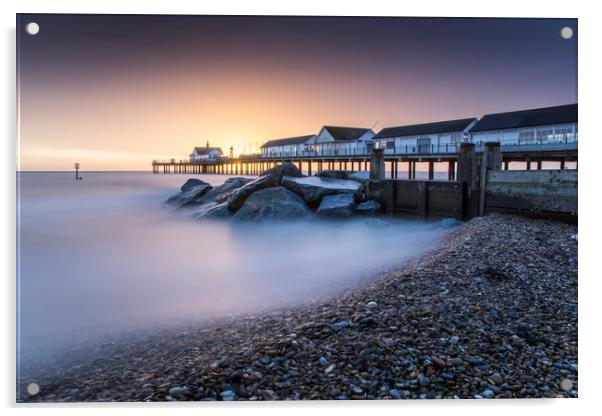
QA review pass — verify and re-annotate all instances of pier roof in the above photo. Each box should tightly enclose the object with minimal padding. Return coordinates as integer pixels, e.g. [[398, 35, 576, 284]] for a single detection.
[[193, 147, 223, 155], [374, 118, 477, 140], [322, 126, 372, 141], [260, 135, 315, 148], [470, 104, 577, 132]]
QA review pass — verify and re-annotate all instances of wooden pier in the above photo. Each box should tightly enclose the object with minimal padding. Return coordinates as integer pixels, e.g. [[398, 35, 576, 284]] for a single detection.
[[153, 143, 576, 182], [152, 155, 463, 180]]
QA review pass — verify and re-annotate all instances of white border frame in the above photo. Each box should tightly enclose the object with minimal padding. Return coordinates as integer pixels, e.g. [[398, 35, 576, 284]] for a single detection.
[[2, 1, 599, 415]]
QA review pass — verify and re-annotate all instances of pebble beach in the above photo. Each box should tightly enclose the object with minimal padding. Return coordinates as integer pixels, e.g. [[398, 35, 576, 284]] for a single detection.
[[18, 213, 578, 402]]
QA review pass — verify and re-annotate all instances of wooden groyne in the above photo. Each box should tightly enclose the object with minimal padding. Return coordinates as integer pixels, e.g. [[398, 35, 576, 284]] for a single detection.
[[365, 143, 577, 223]]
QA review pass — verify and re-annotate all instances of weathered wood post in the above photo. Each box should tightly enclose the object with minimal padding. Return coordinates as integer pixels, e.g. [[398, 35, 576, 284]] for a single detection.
[[74, 163, 81, 180], [478, 142, 502, 216], [369, 146, 385, 181], [416, 181, 428, 218], [457, 143, 477, 219], [447, 160, 455, 181]]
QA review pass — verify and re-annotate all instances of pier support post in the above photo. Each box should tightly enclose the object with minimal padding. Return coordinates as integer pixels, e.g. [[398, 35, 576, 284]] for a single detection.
[[370, 148, 386, 181], [428, 161, 434, 180], [448, 160, 455, 181]]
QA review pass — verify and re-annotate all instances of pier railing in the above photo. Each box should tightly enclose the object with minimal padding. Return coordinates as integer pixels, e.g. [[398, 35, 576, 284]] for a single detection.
[[152, 141, 578, 166]]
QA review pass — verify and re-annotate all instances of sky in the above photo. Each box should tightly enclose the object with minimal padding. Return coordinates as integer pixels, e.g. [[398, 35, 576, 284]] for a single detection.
[[17, 14, 577, 171]]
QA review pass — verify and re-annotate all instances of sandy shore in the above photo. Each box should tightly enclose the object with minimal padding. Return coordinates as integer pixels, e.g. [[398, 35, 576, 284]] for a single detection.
[[19, 213, 577, 402]]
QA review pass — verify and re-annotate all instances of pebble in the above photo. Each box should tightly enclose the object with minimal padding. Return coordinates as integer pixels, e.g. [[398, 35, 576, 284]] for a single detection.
[[482, 389, 495, 398], [334, 321, 350, 329], [220, 390, 235, 401], [168, 386, 188, 396], [489, 373, 503, 385], [365, 301, 378, 309], [389, 389, 401, 399], [417, 375, 430, 386]]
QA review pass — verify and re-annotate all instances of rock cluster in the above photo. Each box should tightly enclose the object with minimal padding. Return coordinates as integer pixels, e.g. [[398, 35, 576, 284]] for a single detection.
[[18, 214, 577, 402], [165, 163, 382, 221]]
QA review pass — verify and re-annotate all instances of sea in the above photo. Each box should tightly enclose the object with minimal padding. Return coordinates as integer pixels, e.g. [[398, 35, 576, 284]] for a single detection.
[[16, 171, 457, 363]]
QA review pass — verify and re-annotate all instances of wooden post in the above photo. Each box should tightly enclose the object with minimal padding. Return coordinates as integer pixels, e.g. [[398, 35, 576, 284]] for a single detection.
[[428, 161, 434, 180], [504, 160, 509, 170], [478, 142, 503, 216], [370, 148, 385, 180], [536, 160, 542, 170], [448, 160, 455, 181], [457, 143, 477, 219], [417, 181, 428, 218], [560, 159, 566, 170]]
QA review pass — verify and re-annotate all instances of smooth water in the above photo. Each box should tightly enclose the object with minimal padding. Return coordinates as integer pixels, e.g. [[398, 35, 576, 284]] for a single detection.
[[17, 172, 455, 359]]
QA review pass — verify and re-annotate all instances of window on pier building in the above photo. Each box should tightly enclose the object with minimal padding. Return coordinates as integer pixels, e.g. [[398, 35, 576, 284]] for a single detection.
[[518, 129, 535, 145], [536, 128, 554, 144], [555, 126, 572, 143], [450, 132, 462, 144]]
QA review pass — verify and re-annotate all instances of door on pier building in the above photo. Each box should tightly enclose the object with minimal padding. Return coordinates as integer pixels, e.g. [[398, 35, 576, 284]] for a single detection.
[[417, 137, 431, 154]]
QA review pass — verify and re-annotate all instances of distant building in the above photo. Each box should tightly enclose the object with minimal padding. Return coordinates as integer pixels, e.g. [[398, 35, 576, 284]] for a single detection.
[[260, 135, 316, 158], [313, 126, 375, 156], [373, 118, 478, 154], [189, 145, 223, 162], [468, 104, 578, 146]]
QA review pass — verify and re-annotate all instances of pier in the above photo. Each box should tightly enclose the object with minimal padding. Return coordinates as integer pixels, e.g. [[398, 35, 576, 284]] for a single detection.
[[152, 142, 577, 180]]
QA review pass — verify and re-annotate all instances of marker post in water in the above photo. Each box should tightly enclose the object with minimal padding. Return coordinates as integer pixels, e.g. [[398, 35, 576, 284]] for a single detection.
[[74, 163, 81, 180]]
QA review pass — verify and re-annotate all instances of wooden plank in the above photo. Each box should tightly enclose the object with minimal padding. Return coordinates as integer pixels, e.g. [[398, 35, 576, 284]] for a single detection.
[[485, 193, 577, 214], [427, 182, 463, 218], [484, 170, 577, 214], [487, 170, 577, 185]]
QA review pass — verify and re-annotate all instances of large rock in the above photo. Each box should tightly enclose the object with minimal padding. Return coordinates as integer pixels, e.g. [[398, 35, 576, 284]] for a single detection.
[[281, 176, 363, 207], [233, 187, 310, 222], [166, 184, 213, 208], [192, 201, 219, 217], [181, 178, 209, 192], [197, 177, 253, 205], [348, 171, 370, 183], [196, 202, 231, 220], [261, 162, 304, 180], [317, 194, 356, 218], [315, 170, 354, 180], [227, 175, 280, 213], [355, 200, 382, 216]]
